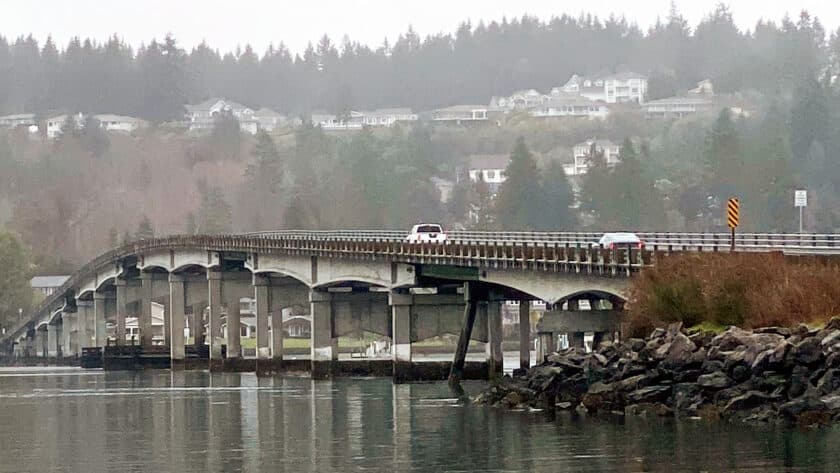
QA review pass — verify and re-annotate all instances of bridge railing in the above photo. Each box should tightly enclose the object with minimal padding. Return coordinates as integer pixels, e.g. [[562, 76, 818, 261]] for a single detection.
[[243, 230, 840, 252]]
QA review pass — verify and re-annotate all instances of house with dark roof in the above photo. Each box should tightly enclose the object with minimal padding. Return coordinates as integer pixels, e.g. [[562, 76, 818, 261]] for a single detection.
[[30, 276, 70, 296]]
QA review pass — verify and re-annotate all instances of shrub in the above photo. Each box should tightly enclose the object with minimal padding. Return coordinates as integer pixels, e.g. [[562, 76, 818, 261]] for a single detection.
[[626, 252, 840, 333]]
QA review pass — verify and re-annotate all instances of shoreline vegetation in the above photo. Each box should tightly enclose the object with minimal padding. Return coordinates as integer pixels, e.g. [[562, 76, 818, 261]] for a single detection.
[[626, 252, 840, 336]]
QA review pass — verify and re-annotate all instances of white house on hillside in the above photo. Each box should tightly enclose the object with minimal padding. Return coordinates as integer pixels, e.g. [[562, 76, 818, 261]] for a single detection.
[[567, 139, 621, 176], [0, 113, 37, 129], [532, 92, 610, 119], [253, 108, 289, 132], [185, 98, 260, 134], [489, 89, 548, 112], [466, 154, 509, 194], [359, 108, 418, 127], [431, 105, 489, 124], [94, 114, 148, 133], [557, 72, 647, 104], [45, 113, 85, 139], [642, 96, 714, 119]]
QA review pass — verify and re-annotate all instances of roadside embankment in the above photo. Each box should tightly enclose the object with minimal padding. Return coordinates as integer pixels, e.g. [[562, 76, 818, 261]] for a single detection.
[[475, 320, 840, 428]]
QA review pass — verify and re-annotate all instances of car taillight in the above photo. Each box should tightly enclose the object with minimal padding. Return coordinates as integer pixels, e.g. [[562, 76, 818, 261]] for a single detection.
[[608, 243, 615, 250], [637, 241, 645, 249]]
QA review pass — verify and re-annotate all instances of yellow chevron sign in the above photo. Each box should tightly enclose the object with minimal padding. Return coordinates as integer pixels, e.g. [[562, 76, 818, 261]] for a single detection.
[[727, 198, 740, 229]]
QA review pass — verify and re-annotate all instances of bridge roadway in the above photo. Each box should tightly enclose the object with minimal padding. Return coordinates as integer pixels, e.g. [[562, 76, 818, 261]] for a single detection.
[[3, 231, 835, 380]]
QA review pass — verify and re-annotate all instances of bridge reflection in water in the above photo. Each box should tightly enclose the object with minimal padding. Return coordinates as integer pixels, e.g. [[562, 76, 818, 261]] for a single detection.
[[0, 368, 836, 472]]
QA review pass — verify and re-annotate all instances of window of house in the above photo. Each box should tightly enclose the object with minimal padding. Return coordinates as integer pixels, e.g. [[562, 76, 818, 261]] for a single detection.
[[486, 170, 496, 179], [240, 325, 248, 337]]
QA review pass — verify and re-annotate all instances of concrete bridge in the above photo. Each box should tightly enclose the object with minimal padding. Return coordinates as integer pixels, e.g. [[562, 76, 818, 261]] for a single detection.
[[1, 232, 646, 380], [4, 230, 835, 381]]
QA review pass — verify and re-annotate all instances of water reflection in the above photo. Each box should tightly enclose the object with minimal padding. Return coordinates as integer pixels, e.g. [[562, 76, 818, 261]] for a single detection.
[[1, 368, 839, 472]]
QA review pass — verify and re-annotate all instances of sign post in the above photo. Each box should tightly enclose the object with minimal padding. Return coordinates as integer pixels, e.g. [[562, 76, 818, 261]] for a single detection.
[[795, 190, 807, 234], [727, 197, 740, 251]]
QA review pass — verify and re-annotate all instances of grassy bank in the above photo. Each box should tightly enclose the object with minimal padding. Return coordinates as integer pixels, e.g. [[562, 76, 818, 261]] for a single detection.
[[627, 252, 840, 336]]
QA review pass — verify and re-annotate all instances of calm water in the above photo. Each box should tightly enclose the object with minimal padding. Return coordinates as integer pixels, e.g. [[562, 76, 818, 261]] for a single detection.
[[1, 368, 839, 472]]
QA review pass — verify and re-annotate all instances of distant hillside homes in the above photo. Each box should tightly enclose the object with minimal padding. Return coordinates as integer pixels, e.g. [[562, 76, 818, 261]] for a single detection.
[[41, 113, 148, 139], [312, 108, 418, 131], [557, 72, 648, 104]]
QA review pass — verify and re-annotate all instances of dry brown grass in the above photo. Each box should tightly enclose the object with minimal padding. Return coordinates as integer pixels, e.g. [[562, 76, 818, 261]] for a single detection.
[[626, 252, 840, 336]]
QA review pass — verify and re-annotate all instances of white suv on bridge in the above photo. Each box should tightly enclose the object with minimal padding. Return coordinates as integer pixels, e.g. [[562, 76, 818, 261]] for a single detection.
[[406, 224, 448, 244]]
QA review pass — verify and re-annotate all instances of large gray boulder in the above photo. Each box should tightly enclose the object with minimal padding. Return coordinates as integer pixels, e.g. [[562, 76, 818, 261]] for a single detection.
[[698, 371, 732, 389]]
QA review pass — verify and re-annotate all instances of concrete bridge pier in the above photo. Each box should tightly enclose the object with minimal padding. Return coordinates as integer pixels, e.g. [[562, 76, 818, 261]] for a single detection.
[[61, 311, 75, 358], [310, 289, 337, 379], [139, 273, 154, 347], [93, 293, 109, 348], [519, 300, 531, 371], [390, 291, 412, 383], [115, 279, 127, 345], [169, 274, 186, 367], [35, 326, 47, 357], [47, 322, 60, 358], [76, 301, 92, 350], [207, 269, 223, 369], [485, 294, 504, 381]]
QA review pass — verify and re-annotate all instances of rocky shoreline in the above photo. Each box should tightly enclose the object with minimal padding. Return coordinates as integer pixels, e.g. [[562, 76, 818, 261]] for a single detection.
[[475, 319, 840, 428]]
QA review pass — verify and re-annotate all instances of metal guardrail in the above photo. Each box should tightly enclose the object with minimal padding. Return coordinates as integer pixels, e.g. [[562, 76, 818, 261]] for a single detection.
[[244, 230, 840, 251]]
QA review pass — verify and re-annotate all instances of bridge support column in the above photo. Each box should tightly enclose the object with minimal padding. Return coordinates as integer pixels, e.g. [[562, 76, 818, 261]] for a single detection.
[[169, 274, 186, 365], [519, 300, 530, 371], [486, 294, 503, 381], [77, 301, 92, 349], [254, 275, 270, 360], [270, 307, 283, 361], [310, 290, 336, 379], [569, 332, 585, 349], [115, 279, 127, 345], [139, 273, 154, 347], [536, 333, 555, 363], [35, 328, 46, 357], [93, 293, 107, 348], [207, 269, 223, 367], [61, 312, 75, 357], [225, 294, 241, 359], [449, 282, 478, 387], [390, 291, 412, 383], [47, 323, 59, 358]]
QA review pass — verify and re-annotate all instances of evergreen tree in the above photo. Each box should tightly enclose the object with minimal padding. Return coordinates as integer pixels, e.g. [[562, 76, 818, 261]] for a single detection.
[[537, 160, 577, 230], [136, 215, 155, 240], [108, 227, 118, 248], [704, 108, 743, 203], [196, 183, 233, 234], [185, 212, 197, 235], [469, 175, 495, 231], [495, 137, 542, 230], [0, 231, 33, 329]]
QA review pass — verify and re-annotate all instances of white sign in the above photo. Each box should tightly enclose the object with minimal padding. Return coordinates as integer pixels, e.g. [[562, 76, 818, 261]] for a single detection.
[[795, 190, 807, 207]]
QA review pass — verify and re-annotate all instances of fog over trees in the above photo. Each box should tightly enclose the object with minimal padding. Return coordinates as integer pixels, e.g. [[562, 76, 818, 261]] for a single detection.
[[1, 3, 840, 287], [0, 6, 837, 117]]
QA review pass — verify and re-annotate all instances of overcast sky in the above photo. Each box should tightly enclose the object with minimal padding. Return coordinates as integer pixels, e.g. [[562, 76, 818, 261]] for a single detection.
[[1, 0, 838, 55]]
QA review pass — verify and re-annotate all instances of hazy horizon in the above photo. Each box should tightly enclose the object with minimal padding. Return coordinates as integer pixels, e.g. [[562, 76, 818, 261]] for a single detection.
[[1, 0, 839, 56]]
